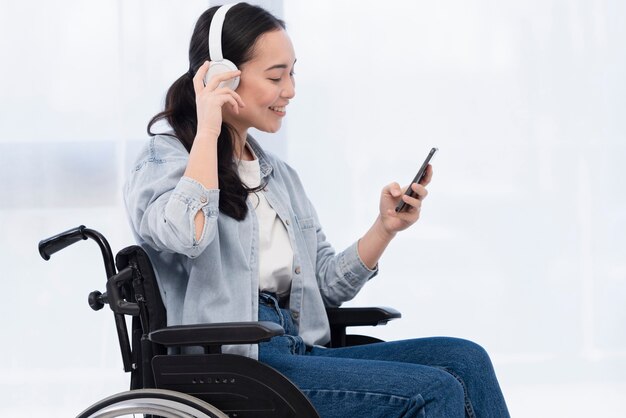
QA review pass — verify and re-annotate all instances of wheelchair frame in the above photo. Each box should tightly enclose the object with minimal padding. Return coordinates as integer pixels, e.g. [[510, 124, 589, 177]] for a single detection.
[[40, 225, 401, 417]]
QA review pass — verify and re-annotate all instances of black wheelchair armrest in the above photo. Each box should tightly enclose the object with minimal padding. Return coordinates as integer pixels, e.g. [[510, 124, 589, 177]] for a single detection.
[[326, 306, 401, 327], [326, 306, 401, 348], [148, 321, 284, 349]]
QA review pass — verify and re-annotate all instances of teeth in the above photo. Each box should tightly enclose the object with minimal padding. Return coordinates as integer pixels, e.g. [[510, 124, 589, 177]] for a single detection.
[[270, 106, 285, 112]]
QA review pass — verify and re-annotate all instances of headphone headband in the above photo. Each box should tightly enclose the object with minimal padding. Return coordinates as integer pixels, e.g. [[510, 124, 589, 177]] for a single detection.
[[208, 3, 238, 62]]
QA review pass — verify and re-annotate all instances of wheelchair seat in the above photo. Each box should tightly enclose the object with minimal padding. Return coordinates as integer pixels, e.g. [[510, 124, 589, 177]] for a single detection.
[[39, 225, 401, 418]]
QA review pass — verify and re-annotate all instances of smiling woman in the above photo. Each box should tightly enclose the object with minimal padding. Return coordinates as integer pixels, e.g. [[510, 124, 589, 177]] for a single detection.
[[2, 0, 623, 416], [122, 2, 509, 417]]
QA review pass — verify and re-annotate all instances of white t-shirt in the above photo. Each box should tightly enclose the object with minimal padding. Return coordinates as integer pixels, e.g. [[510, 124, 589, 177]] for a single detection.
[[237, 153, 294, 297]]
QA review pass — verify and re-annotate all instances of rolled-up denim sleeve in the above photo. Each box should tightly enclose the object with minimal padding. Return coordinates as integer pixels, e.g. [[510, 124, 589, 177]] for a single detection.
[[124, 138, 220, 258], [310, 202, 379, 306], [163, 177, 219, 254]]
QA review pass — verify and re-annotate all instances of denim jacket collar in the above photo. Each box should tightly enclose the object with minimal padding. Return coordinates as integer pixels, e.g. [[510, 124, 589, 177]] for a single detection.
[[246, 135, 273, 180]]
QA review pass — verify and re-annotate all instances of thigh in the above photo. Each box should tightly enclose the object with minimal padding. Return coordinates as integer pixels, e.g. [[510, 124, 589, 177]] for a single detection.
[[309, 337, 509, 418], [259, 349, 465, 418], [310, 337, 487, 370]]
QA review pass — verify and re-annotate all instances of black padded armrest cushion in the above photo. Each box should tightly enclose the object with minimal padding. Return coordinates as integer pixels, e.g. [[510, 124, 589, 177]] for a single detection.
[[148, 321, 284, 347], [326, 306, 401, 327]]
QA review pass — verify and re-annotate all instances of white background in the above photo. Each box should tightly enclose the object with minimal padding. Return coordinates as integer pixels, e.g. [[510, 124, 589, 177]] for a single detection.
[[0, 0, 624, 416]]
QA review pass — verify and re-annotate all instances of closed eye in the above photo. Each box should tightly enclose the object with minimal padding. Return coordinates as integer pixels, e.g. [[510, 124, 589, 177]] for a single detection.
[[269, 71, 295, 81]]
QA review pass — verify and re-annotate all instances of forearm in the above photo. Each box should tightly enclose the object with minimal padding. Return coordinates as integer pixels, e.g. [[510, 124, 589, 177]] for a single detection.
[[183, 133, 220, 241], [357, 216, 396, 270], [184, 132, 219, 188]]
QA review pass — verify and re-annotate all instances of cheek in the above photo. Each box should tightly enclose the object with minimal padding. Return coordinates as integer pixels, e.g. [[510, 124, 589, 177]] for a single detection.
[[237, 80, 276, 104], [259, 91, 280, 107], [250, 85, 281, 105], [239, 92, 272, 111]]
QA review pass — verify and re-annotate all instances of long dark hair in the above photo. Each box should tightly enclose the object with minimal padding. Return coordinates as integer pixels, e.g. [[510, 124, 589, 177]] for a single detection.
[[147, 3, 285, 221]]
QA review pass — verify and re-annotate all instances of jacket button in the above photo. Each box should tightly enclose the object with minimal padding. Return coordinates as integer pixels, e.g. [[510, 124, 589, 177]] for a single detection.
[[292, 311, 300, 320], [200, 196, 207, 204], [294, 266, 301, 274], [285, 219, 290, 226]]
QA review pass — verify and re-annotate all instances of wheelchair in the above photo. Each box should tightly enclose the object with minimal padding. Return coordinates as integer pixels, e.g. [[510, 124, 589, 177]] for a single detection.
[[39, 225, 402, 417]]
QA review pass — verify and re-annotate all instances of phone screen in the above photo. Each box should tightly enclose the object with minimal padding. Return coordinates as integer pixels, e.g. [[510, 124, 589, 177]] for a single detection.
[[395, 147, 438, 213]]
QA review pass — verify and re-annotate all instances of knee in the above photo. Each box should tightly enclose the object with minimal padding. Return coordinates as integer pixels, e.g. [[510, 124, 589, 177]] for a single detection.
[[447, 337, 492, 363], [442, 338, 498, 381]]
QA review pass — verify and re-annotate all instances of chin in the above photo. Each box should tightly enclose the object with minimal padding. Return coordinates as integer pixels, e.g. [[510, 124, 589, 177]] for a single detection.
[[259, 123, 282, 134]]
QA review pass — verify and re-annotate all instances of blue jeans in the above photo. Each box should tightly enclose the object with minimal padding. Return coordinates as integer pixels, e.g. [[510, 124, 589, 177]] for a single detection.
[[258, 293, 510, 418]]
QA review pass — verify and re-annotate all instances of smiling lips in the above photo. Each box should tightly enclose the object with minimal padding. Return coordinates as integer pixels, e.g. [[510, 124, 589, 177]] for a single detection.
[[269, 105, 286, 114]]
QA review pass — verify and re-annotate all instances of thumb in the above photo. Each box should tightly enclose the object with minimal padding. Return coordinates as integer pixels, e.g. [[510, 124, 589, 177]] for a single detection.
[[387, 182, 402, 197]]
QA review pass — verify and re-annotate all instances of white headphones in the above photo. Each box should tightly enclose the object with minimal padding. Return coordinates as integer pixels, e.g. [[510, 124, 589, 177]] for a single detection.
[[204, 3, 240, 90]]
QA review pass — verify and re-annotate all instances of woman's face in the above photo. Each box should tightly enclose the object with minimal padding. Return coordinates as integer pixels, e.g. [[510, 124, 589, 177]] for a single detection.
[[223, 29, 296, 135]]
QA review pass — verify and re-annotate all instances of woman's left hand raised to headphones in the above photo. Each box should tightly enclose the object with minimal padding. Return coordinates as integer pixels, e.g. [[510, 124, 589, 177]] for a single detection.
[[184, 61, 245, 240], [193, 60, 245, 139]]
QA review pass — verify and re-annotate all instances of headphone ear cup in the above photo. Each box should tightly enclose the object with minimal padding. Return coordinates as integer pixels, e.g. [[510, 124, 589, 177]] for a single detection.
[[204, 59, 240, 90]]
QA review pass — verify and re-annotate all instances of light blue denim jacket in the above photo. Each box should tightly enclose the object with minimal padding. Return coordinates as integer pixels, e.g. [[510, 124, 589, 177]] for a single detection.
[[124, 134, 378, 358]]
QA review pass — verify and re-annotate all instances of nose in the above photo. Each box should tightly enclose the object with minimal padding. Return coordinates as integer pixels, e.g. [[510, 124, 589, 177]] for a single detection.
[[281, 75, 295, 99]]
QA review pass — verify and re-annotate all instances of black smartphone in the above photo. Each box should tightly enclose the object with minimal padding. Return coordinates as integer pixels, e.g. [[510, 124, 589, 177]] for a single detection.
[[395, 147, 438, 213]]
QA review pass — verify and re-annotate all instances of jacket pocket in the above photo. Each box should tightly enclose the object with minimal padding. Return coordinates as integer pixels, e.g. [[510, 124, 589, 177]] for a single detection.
[[296, 216, 317, 265]]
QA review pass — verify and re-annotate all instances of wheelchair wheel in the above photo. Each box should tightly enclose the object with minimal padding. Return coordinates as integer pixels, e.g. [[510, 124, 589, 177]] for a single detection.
[[76, 388, 229, 418]]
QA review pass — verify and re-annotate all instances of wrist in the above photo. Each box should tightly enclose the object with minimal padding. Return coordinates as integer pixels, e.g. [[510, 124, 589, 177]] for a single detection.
[[195, 128, 220, 142], [373, 216, 397, 243], [356, 216, 396, 270]]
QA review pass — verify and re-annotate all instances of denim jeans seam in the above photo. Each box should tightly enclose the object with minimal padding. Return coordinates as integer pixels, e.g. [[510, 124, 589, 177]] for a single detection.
[[300, 388, 415, 404], [286, 335, 297, 355], [440, 367, 476, 418]]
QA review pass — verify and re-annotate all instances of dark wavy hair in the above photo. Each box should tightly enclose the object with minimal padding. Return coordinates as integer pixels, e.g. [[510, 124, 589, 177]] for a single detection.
[[147, 3, 285, 221]]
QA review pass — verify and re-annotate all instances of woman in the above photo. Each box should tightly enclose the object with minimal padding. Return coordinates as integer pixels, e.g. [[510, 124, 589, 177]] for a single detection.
[[124, 3, 510, 417]]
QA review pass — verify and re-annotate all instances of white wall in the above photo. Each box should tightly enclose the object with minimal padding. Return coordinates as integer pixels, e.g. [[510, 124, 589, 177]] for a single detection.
[[0, 0, 624, 416]]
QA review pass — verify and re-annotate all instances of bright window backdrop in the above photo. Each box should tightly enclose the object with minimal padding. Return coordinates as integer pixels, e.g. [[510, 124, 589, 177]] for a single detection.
[[0, 0, 624, 416]]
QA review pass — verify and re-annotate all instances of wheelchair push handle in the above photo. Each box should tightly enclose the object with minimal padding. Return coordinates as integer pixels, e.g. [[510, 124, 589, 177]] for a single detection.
[[39, 225, 135, 373], [38, 225, 88, 260], [39, 225, 116, 279]]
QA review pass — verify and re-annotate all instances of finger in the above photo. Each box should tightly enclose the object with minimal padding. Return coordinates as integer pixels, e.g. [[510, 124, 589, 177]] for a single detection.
[[193, 61, 210, 95], [402, 193, 423, 210], [420, 164, 433, 186], [213, 87, 246, 107], [213, 92, 239, 111], [228, 90, 245, 107], [410, 183, 428, 199], [384, 182, 403, 198], [205, 69, 242, 91], [387, 207, 418, 221], [225, 96, 239, 114]]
